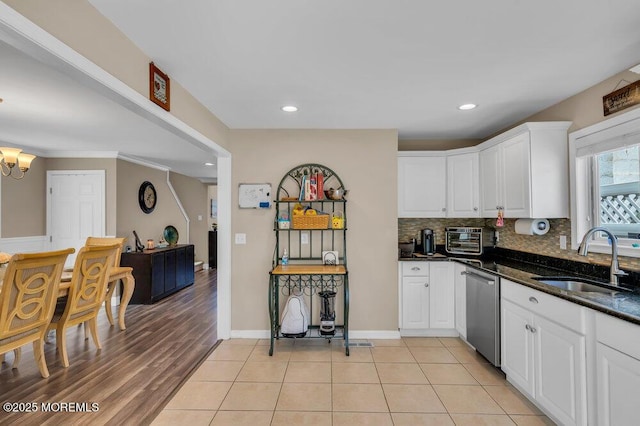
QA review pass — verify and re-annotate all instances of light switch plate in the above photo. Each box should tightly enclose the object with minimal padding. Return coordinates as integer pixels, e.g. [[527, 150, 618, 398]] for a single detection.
[[235, 233, 246, 244]]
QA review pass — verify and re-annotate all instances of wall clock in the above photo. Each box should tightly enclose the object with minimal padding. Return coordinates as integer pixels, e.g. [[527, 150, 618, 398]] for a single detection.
[[138, 181, 157, 214]]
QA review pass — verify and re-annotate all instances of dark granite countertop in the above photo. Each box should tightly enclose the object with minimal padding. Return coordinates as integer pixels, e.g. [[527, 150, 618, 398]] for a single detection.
[[399, 249, 640, 326]]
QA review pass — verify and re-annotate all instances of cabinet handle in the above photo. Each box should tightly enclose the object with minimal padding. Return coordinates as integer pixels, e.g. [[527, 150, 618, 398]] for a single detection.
[[530, 326, 537, 333], [529, 297, 538, 304], [442, 208, 446, 212], [411, 267, 420, 271], [525, 324, 531, 331], [424, 283, 429, 287], [473, 207, 478, 211]]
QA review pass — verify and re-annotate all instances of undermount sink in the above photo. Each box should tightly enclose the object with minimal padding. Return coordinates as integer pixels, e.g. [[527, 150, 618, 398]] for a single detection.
[[532, 276, 631, 296]]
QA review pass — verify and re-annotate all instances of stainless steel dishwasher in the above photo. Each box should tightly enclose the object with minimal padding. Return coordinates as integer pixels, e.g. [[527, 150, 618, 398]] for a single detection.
[[463, 267, 500, 366]]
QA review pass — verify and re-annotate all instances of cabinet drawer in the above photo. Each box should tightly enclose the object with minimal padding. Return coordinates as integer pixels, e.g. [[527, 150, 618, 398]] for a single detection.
[[402, 262, 429, 276], [502, 279, 585, 333], [596, 312, 640, 359]]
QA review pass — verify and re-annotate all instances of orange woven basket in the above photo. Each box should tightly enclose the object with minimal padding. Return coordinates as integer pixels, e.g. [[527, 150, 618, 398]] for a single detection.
[[292, 215, 330, 229]]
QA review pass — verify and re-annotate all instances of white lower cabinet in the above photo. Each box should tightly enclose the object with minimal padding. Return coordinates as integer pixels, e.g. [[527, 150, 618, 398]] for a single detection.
[[594, 312, 640, 426], [399, 261, 455, 334], [501, 279, 587, 426], [429, 262, 455, 329], [402, 275, 430, 329]]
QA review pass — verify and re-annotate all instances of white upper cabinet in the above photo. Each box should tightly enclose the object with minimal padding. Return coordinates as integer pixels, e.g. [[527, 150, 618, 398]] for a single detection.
[[479, 122, 572, 218], [447, 152, 480, 217], [398, 156, 447, 217]]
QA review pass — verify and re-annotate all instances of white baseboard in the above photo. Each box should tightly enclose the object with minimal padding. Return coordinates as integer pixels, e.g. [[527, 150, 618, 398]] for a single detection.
[[229, 330, 402, 340], [350, 330, 402, 339], [0, 236, 48, 253], [399, 328, 460, 337], [230, 330, 270, 339]]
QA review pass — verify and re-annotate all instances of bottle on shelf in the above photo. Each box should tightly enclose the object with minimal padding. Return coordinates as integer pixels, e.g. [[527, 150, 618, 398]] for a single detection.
[[282, 248, 289, 265]]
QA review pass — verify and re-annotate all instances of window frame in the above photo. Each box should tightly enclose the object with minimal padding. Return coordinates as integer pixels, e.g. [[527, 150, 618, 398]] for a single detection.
[[570, 107, 640, 257]]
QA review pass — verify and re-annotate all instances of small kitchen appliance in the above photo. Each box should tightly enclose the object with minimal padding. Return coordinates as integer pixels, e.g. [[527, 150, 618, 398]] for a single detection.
[[319, 290, 336, 335], [445, 227, 494, 255], [421, 228, 436, 255]]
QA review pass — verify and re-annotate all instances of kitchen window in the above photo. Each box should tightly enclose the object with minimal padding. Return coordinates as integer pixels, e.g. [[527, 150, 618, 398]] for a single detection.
[[570, 108, 640, 257]]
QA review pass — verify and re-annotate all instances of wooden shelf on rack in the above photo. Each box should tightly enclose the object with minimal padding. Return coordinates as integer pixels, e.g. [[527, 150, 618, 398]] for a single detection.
[[271, 264, 347, 275]]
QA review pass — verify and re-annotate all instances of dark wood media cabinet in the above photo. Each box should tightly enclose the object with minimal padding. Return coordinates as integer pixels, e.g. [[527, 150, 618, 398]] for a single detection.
[[121, 244, 195, 304]]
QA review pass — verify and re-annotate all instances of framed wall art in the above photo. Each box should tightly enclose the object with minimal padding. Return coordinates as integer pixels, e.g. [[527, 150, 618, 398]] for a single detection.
[[149, 62, 170, 111]]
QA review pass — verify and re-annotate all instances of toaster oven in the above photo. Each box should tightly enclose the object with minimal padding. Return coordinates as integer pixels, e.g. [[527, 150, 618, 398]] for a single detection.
[[445, 227, 494, 255]]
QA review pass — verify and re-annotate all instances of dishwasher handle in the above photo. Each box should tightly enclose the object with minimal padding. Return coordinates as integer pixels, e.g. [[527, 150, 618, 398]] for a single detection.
[[461, 270, 496, 285]]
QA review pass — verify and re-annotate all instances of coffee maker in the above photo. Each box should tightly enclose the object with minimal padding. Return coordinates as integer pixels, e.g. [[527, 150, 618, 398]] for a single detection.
[[421, 228, 436, 255]]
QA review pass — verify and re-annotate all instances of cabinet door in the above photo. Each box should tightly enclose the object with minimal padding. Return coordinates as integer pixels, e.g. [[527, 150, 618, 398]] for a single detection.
[[151, 253, 165, 299], [447, 152, 480, 217], [398, 156, 447, 217], [428, 262, 455, 329], [164, 250, 177, 292], [176, 246, 186, 287], [480, 145, 501, 217], [501, 133, 531, 218], [402, 276, 430, 329], [454, 262, 466, 338], [534, 315, 587, 426], [596, 343, 640, 426], [501, 299, 535, 396]]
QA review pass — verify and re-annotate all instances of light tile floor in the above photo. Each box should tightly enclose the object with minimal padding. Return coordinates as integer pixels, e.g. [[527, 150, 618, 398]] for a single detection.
[[152, 337, 556, 426]]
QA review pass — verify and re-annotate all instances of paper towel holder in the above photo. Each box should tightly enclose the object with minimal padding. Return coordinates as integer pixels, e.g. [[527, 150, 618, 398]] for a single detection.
[[515, 218, 550, 236]]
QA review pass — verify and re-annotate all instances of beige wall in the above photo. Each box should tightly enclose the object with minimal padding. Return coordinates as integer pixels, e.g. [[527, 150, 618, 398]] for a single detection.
[[4, 0, 231, 150], [509, 70, 640, 134], [1, 157, 117, 237], [116, 160, 186, 252], [230, 129, 398, 332], [398, 139, 481, 151], [169, 171, 209, 262], [0, 156, 46, 237]]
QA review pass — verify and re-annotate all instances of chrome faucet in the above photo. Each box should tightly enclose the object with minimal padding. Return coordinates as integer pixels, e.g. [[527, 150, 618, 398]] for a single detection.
[[577, 227, 627, 285]]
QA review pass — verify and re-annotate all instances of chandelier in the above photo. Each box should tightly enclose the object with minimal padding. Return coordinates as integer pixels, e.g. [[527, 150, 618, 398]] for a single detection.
[[0, 147, 36, 179]]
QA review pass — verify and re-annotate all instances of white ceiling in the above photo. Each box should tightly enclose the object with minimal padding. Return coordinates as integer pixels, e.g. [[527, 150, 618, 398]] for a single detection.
[[2, 1, 640, 183], [88, 0, 640, 140]]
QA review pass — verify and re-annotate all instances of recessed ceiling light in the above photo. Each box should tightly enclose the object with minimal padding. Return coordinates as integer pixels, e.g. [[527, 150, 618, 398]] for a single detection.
[[458, 103, 477, 110], [281, 105, 298, 112], [204, 162, 214, 166]]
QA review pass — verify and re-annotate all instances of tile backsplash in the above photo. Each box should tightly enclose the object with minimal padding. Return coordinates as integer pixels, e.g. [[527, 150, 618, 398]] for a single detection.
[[399, 217, 640, 272]]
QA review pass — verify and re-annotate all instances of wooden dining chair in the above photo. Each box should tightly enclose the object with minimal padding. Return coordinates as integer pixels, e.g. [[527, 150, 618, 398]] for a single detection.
[[0, 248, 74, 378], [48, 244, 119, 368], [84, 236, 127, 327]]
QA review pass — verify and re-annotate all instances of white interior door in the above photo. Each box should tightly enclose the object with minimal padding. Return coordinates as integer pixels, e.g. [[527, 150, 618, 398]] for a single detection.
[[47, 170, 105, 267]]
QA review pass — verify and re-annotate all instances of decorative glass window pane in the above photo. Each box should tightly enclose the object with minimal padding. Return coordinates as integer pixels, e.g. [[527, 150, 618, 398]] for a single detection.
[[597, 145, 640, 239]]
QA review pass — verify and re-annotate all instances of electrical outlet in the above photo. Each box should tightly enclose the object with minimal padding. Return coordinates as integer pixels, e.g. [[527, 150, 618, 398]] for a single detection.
[[301, 232, 309, 244], [560, 235, 567, 250], [235, 233, 246, 244]]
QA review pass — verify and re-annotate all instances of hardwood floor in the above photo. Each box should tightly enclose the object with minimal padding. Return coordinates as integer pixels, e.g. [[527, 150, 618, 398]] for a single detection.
[[0, 269, 219, 426]]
